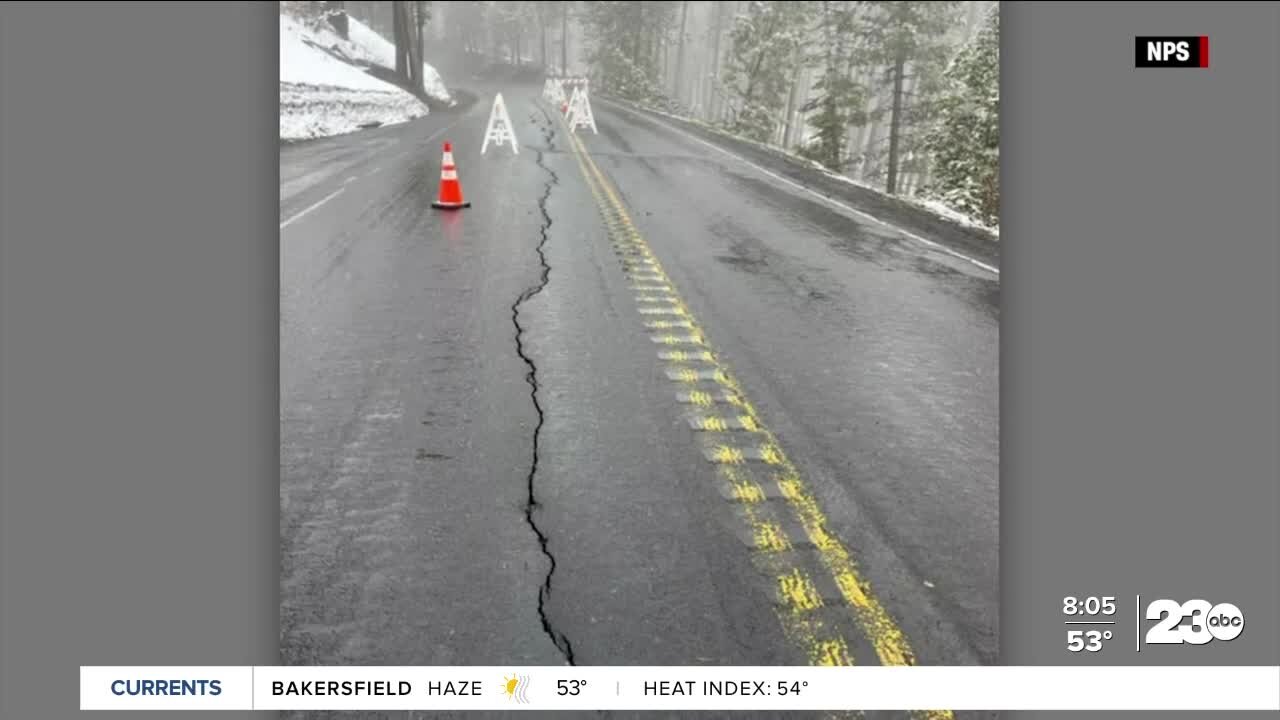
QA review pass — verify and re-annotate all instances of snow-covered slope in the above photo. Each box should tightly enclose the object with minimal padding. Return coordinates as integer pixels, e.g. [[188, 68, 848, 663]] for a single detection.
[[345, 18, 452, 105], [280, 14, 428, 140]]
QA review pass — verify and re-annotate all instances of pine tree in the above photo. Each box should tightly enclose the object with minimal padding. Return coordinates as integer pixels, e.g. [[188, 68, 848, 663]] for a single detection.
[[855, 1, 958, 193], [798, 1, 866, 170], [722, 1, 811, 143], [922, 4, 998, 226], [581, 1, 678, 100]]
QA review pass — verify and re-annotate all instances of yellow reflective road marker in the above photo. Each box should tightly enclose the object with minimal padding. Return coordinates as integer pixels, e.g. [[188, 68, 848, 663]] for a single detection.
[[709, 444, 746, 465], [779, 568, 825, 612], [659, 349, 715, 362], [676, 389, 743, 407], [638, 306, 688, 316], [754, 521, 793, 553], [651, 333, 705, 346], [645, 320, 696, 331], [685, 414, 761, 432], [665, 366, 728, 383]]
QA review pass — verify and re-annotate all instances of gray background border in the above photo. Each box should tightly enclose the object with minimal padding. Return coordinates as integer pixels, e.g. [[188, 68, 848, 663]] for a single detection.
[[1001, 0, 1278, 673], [1, 3, 278, 719], [1, 2, 1276, 719]]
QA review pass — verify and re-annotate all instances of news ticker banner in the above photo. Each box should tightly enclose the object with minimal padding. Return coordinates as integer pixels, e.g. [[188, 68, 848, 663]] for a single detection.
[[81, 666, 1279, 712]]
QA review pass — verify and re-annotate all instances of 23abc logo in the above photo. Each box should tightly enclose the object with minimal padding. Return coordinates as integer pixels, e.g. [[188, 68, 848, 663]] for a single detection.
[[1145, 599, 1244, 645]]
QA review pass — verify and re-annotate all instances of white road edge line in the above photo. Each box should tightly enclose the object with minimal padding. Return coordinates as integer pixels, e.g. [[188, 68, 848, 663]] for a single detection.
[[280, 116, 463, 232], [421, 120, 460, 149], [599, 97, 999, 277], [279, 187, 343, 230]]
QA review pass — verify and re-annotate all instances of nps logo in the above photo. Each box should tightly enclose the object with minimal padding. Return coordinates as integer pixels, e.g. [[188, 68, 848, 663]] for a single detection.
[[1136, 36, 1209, 68]]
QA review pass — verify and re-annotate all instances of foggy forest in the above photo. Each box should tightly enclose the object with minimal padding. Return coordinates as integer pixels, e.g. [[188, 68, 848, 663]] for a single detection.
[[289, 1, 999, 229]]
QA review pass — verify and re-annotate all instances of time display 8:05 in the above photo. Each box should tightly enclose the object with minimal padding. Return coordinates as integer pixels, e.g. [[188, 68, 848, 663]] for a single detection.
[[1063, 596, 1116, 616]]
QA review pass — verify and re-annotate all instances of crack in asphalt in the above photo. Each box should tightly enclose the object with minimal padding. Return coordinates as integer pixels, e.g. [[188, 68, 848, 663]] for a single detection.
[[533, 106, 561, 154], [514, 131, 575, 666]]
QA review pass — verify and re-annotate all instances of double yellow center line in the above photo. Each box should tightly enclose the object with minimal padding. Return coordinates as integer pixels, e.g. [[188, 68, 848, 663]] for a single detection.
[[557, 112, 951, 720]]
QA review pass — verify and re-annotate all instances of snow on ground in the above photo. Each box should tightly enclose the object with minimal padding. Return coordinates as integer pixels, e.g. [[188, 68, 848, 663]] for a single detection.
[[279, 83, 422, 141], [280, 14, 427, 141], [913, 198, 999, 237], [809, 162, 1000, 238], [345, 17, 452, 105], [281, 15, 398, 91]]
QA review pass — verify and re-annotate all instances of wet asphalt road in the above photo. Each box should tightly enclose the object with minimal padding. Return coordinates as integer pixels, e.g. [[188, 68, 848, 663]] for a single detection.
[[280, 78, 998, 718]]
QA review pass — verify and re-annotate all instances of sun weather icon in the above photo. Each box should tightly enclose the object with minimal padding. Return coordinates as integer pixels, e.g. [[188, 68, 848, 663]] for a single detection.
[[501, 673, 530, 704]]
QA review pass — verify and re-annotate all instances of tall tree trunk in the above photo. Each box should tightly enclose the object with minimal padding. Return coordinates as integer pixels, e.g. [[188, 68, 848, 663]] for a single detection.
[[852, 66, 875, 179], [709, 1, 725, 121], [673, 0, 689, 104], [560, 4, 569, 73], [629, 16, 640, 72], [391, 2, 420, 93], [540, 15, 548, 69], [782, 45, 802, 149], [665, 34, 675, 92], [886, 44, 907, 194], [781, 77, 797, 149], [409, 5, 422, 91], [414, 2, 424, 78], [393, 2, 407, 78], [649, 27, 657, 74], [900, 68, 918, 192]]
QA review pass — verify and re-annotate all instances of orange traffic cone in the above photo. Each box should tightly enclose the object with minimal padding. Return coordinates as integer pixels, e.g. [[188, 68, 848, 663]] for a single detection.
[[431, 141, 471, 209]]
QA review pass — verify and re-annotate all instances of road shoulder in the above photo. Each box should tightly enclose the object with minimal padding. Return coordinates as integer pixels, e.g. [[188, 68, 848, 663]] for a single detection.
[[599, 97, 1000, 273]]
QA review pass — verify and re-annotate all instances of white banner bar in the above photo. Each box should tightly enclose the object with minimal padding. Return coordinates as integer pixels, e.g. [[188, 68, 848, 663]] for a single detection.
[[81, 665, 1280, 712]]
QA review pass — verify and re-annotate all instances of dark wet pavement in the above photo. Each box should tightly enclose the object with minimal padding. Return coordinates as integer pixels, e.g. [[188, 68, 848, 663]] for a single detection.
[[279, 77, 998, 719]]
